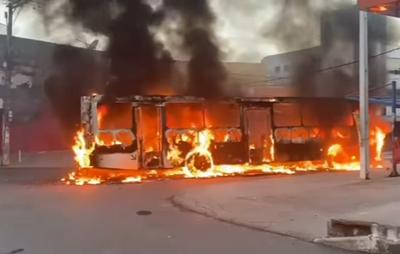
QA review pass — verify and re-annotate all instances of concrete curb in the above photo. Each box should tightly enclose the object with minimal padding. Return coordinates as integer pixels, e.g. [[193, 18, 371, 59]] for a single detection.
[[171, 195, 400, 253], [315, 236, 400, 253], [314, 236, 379, 253], [316, 219, 400, 253], [171, 195, 315, 242]]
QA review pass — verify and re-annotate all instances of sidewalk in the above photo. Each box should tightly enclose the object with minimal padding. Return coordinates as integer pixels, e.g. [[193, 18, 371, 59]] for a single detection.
[[8, 150, 74, 168], [0, 150, 74, 184], [172, 170, 400, 242]]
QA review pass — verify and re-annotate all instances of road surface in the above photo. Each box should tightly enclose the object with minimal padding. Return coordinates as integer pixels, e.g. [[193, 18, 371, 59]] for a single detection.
[[0, 168, 355, 254]]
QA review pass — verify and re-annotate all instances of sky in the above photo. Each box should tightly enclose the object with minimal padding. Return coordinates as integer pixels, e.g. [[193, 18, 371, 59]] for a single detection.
[[0, 0, 358, 63]]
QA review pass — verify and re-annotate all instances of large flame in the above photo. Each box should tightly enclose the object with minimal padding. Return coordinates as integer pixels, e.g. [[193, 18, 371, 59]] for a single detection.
[[183, 130, 215, 177], [97, 105, 109, 126], [326, 143, 360, 171], [95, 136, 122, 147], [328, 144, 343, 157], [66, 122, 389, 185], [374, 127, 385, 162], [72, 129, 95, 169]]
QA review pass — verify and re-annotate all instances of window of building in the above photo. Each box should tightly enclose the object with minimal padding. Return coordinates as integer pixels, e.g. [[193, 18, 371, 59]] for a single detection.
[[275, 66, 281, 73], [284, 65, 289, 72]]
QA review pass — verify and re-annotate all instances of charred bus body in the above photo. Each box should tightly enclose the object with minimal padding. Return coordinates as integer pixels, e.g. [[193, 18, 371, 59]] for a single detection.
[[81, 95, 358, 171]]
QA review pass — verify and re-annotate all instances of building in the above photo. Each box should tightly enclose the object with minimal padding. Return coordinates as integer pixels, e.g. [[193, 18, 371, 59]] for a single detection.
[[261, 6, 390, 98], [0, 35, 108, 154]]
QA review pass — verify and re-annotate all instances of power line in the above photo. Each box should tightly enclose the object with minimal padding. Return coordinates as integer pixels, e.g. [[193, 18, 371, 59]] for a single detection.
[[346, 81, 395, 97], [244, 46, 400, 86]]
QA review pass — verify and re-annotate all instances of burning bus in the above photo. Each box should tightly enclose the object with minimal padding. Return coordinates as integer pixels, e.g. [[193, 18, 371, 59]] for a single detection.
[[63, 94, 390, 185]]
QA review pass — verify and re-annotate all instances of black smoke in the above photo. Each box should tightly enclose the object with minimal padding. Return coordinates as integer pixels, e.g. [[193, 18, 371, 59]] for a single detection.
[[163, 0, 226, 98], [41, 0, 225, 98], [40, 0, 226, 134], [263, 1, 395, 97], [56, 0, 173, 96], [44, 45, 104, 136]]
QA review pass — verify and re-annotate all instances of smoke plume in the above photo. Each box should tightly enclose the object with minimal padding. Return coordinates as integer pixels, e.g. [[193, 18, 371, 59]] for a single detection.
[[44, 45, 105, 136], [41, 0, 225, 98], [263, 0, 394, 97], [163, 0, 226, 98], [63, 0, 173, 96]]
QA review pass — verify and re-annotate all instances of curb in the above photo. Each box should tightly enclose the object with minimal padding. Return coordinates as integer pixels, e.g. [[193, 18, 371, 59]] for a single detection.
[[171, 195, 313, 242], [315, 219, 400, 253], [172, 195, 400, 253]]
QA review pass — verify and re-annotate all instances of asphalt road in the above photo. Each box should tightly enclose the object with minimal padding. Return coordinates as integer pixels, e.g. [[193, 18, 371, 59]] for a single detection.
[[0, 169, 355, 254]]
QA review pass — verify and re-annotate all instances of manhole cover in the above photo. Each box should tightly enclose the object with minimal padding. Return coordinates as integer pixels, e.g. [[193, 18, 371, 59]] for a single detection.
[[136, 210, 152, 216]]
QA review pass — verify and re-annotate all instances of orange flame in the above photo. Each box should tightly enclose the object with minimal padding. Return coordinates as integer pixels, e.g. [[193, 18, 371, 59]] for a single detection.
[[183, 130, 215, 177], [66, 118, 391, 185], [97, 105, 109, 126], [269, 134, 275, 162], [370, 5, 389, 13], [167, 144, 184, 166], [327, 144, 343, 157], [326, 144, 360, 171], [121, 177, 142, 183], [374, 127, 385, 162], [95, 136, 123, 147], [72, 129, 95, 168]]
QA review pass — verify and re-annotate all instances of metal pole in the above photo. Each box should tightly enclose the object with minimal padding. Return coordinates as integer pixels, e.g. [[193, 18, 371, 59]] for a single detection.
[[391, 81, 398, 177], [1, 4, 13, 166], [359, 11, 370, 180]]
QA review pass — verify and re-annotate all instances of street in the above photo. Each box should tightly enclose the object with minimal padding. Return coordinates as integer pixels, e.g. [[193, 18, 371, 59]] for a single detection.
[[0, 170, 355, 254]]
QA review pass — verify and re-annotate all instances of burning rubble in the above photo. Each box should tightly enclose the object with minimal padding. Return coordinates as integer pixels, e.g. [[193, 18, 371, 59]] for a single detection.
[[62, 95, 391, 186]]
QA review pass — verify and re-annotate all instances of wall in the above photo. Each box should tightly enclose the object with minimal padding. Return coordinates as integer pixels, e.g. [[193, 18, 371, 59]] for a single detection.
[[0, 35, 107, 154]]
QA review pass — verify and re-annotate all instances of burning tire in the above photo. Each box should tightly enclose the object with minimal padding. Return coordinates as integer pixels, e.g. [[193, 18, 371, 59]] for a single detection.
[[185, 151, 214, 174], [182, 130, 216, 175]]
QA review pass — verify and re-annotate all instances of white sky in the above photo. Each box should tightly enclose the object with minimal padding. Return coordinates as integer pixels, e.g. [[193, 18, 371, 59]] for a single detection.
[[0, 0, 359, 63]]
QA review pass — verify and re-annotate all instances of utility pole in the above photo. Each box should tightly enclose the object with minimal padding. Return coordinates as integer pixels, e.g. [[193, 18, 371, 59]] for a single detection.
[[391, 81, 398, 177], [1, 2, 13, 166], [359, 10, 370, 180]]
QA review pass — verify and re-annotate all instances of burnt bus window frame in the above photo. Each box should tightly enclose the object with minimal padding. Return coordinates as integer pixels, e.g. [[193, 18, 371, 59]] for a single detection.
[[271, 99, 357, 162], [134, 103, 164, 169], [93, 101, 138, 155], [163, 101, 247, 166]]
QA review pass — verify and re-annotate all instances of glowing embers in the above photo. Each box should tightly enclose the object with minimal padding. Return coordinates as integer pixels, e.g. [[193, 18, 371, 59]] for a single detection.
[[62, 170, 143, 186], [62, 171, 102, 186]]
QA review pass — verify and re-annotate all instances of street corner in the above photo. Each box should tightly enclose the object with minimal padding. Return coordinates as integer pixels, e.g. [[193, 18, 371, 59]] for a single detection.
[[315, 219, 400, 253]]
